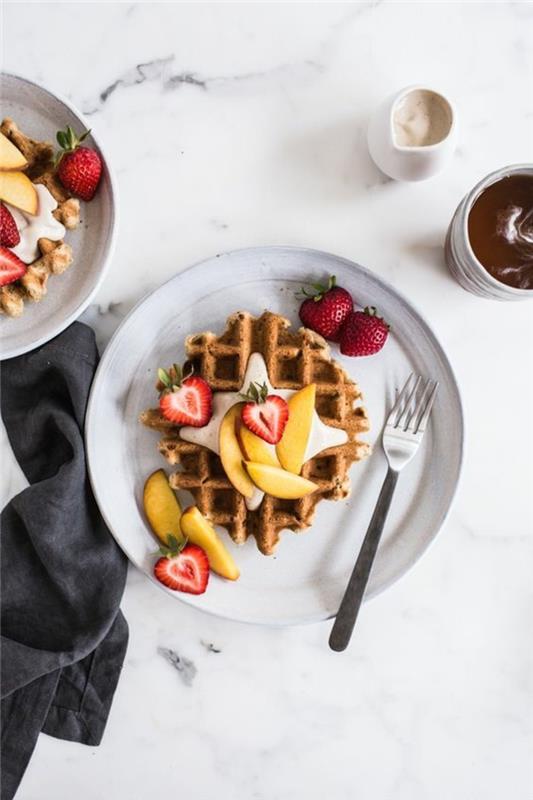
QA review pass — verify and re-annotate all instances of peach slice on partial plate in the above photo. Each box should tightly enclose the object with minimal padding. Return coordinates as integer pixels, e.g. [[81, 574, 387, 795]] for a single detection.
[[180, 506, 240, 581], [276, 383, 316, 475], [219, 403, 255, 499], [244, 461, 318, 500], [0, 132, 28, 171], [0, 170, 38, 215], [143, 469, 182, 546]]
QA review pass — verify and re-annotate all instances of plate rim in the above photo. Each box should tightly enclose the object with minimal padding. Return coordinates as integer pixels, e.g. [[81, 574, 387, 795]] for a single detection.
[[0, 70, 119, 361], [86, 245, 465, 626]]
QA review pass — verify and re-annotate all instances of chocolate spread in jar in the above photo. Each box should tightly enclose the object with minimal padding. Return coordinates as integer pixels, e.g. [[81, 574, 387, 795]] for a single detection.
[[467, 174, 533, 290]]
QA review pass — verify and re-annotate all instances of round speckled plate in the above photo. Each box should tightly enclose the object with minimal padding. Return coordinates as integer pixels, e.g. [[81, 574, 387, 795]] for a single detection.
[[0, 73, 117, 360], [86, 247, 464, 626]]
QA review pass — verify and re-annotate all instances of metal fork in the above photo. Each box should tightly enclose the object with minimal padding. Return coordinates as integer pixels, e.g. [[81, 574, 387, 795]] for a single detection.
[[329, 374, 439, 652]]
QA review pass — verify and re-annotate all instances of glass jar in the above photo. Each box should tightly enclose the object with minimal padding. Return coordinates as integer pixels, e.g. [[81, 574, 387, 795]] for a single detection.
[[445, 164, 533, 300]]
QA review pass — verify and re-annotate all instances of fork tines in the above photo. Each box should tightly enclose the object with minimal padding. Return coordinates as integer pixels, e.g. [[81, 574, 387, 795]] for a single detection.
[[388, 373, 439, 435]]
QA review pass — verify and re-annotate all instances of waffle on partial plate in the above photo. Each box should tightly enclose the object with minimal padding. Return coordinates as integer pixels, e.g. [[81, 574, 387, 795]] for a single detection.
[[0, 118, 80, 317], [141, 310, 371, 555]]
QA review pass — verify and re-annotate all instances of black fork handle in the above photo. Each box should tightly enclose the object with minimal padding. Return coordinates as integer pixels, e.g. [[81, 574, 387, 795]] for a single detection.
[[329, 467, 399, 652]]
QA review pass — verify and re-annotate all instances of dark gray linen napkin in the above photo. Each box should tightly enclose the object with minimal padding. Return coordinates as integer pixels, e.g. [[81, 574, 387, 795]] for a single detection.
[[1, 322, 128, 800]]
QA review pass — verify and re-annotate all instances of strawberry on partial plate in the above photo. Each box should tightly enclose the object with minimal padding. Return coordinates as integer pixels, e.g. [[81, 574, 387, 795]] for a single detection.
[[153, 535, 210, 594], [56, 126, 102, 201], [0, 246, 26, 286], [298, 275, 353, 340], [0, 204, 20, 248], [339, 307, 390, 356], [241, 381, 289, 444], [158, 364, 212, 427]]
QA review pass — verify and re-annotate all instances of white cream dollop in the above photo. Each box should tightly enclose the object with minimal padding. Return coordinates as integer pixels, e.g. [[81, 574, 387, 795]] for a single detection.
[[7, 184, 66, 264], [180, 352, 348, 511]]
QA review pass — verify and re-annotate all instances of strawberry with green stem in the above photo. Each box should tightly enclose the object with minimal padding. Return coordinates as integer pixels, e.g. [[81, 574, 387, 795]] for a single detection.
[[240, 381, 289, 444], [339, 307, 390, 356], [153, 534, 210, 594], [158, 363, 212, 427], [298, 275, 353, 341], [55, 126, 102, 201]]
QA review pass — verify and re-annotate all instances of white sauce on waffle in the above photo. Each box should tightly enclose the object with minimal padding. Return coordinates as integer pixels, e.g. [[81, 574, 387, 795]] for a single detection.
[[7, 184, 66, 264], [180, 353, 348, 511]]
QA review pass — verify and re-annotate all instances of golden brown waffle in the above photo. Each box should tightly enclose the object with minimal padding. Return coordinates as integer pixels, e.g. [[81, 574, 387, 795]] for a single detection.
[[0, 118, 80, 317], [141, 311, 371, 555]]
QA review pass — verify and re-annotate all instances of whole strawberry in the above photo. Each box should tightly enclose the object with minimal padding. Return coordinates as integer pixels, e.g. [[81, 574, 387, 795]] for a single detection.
[[56, 126, 102, 201], [0, 203, 20, 248], [339, 307, 390, 356], [298, 275, 353, 340]]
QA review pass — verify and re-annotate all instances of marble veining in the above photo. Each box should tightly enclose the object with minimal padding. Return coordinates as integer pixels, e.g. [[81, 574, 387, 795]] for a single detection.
[[2, 3, 532, 800], [200, 641, 222, 654], [158, 647, 197, 687], [84, 53, 325, 116], [98, 56, 178, 105]]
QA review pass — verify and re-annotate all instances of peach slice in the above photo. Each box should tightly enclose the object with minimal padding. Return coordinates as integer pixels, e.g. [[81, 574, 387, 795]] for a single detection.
[[219, 403, 255, 499], [0, 132, 27, 170], [0, 170, 38, 215], [143, 469, 183, 546], [276, 383, 316, 474], [236, 419, 281, 468], [244, 461, 318, 499], [180, 506, 240, 581]]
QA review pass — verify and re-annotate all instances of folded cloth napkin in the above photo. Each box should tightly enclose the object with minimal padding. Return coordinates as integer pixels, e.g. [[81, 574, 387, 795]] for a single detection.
[[1, 322, 129, 800]]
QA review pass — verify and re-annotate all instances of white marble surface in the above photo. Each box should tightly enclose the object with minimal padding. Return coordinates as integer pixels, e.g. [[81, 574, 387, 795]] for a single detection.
[[3, 2, 533, 799]]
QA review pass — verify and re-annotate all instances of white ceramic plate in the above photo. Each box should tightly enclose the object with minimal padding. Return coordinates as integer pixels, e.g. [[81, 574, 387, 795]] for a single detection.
[[0, 73, 117, 360], [86, 247, 464, 626]]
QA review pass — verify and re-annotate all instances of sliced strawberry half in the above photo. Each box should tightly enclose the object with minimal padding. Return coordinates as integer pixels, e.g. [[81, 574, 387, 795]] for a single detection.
[[153, 536, 210, 594], [240, 382, 289, 444], [0, 204, 20, 248], [0, 246, 27, 286], [158, 364, 212, 427]]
